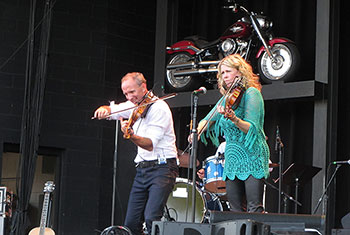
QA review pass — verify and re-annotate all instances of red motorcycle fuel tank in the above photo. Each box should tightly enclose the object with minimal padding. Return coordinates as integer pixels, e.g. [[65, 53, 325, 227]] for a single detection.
[[166, 40, 198, 55], [220, 21, 251, 40]]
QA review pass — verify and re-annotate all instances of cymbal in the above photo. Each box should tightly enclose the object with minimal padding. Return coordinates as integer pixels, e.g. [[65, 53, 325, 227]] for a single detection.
[[269, 163, 279, 168], [177, 150, 200, 168]]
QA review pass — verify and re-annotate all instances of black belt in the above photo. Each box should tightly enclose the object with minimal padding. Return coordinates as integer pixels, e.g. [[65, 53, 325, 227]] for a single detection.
[[136, 158, 176, 168]]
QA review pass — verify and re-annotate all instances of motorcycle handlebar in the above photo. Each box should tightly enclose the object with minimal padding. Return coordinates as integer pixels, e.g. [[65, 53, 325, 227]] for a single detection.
[[222, 5, 238, 12], [222, 3, 249, 15], [222, 0, 238, 11]]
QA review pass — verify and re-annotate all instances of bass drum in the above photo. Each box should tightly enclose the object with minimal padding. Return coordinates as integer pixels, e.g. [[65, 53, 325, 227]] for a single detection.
[[164, 178, 222, 223]]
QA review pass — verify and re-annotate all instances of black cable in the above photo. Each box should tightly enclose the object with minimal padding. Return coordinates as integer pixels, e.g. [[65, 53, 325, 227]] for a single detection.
[[100, 225, 132, 235], [11, 1, 37, 234]]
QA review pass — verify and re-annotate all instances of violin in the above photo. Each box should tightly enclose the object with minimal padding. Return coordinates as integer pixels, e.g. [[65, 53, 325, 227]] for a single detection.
[[123, 90, 155, 139], [224, 76, 246, 111], [197, 76, 246, 137]]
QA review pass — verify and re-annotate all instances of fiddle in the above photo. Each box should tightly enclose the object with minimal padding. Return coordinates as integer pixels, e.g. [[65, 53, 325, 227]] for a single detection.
[[197, 76, 246, 137], [123, 90, 155, 139], [224, 76, 246, 111]]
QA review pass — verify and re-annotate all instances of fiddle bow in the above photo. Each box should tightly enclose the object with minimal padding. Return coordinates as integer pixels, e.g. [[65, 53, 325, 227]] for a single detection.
[[182, 77, 246, 154], [91, 93, 177, 120]]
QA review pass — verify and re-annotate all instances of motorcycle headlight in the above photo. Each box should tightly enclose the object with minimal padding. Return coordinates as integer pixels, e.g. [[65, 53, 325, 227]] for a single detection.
[[220, 39, 237, 56], [256, 16, 273, 30]]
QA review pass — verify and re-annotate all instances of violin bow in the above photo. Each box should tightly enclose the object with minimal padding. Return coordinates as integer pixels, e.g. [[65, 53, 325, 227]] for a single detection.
[[197, 76, 241, 137], [92, 93, 177, 120], [181, 81, 239, 154]]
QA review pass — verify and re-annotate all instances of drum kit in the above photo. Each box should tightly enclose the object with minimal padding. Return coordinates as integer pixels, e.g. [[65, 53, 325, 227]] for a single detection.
[[165, 151, 282, 223], [164, 153, 229, 223]]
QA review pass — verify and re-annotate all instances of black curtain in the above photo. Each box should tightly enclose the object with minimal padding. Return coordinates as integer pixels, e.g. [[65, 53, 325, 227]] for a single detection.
[[10, 0, 53, 234]]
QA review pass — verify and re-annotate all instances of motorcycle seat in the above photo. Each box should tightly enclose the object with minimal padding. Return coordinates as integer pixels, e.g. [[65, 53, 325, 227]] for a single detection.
[[184, 35, 221, 49], [196, 38, 221, 49]]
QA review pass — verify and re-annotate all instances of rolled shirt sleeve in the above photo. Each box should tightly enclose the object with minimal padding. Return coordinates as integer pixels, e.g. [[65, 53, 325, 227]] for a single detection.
[[130, 99, 177, 162], [108, 100, 134, 120]]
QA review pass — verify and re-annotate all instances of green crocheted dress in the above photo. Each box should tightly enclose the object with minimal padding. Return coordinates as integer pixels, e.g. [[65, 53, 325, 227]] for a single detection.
[[201, 87, 270, 181]]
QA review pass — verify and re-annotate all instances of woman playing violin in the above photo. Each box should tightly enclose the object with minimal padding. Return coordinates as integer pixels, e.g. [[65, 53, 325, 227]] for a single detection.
[[94, 72, 178, 235], [196, 54, 270, 212]]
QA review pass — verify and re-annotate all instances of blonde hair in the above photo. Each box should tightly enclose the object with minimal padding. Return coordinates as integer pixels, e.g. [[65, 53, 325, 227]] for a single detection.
[[217, 54, 261, 95], [121, 72, 147, 86]]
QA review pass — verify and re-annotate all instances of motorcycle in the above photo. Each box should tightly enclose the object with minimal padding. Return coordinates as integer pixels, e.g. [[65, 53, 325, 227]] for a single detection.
[[165, 0, 300, 92]]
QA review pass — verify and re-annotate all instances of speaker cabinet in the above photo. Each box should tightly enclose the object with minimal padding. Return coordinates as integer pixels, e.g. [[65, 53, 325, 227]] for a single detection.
[[332, 229, 350, 234], [214, 219, 270, 235], [152, 221, 214, 235], [210, 211, 325, 234], [151, 219, 270, 235]]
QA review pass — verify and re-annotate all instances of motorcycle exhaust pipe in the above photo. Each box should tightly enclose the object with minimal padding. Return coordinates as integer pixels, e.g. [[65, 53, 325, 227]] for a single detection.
[[174, 68, 218, 77], [167, 62, 195, 70], [167, 60, 220, 70]]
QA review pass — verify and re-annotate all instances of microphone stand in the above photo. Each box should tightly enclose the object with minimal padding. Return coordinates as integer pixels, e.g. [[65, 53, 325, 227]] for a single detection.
[[312, 164, 341, 214], [275, 127, 284, 213], [111, 120, 119, 225], [264, 180, 302, 207], [190, 93, 199, 223], [100, 119, 120, 234]]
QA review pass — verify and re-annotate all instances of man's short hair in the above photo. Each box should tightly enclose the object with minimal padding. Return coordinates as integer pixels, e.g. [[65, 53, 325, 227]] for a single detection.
[[122, 72, 146, 86]]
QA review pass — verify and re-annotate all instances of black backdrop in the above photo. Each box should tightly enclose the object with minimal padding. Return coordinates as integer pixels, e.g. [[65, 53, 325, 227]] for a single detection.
[[0, 0, 349, 234], [336, 0, 350, 229], [160, 0, 348, 231], [168, 0, 317, 215]]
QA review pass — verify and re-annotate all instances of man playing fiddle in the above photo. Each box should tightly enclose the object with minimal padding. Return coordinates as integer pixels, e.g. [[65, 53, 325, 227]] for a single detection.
[[94, 72, 178, 235]]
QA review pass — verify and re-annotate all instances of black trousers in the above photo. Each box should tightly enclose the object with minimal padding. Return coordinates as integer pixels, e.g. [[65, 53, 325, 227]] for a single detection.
[[124, 159, 178, 235], [225, 175, 264, 212]]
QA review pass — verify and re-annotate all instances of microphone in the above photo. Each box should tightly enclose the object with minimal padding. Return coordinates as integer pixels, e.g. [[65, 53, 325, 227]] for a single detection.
[[275, 125, 280, 152], [192, 87, 207, 95], [332, 159, 350, 165]]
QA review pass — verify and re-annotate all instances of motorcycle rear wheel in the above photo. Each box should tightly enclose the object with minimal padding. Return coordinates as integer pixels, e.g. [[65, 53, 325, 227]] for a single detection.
[[165, 52, 201, 92], [257, 42, 300, 83]]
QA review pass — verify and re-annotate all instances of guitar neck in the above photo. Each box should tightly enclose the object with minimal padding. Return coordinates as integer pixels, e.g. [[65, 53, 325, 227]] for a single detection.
[[39, 192, 50, 235]]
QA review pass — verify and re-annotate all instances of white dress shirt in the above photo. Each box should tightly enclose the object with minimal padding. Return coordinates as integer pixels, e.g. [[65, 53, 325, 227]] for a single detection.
[[109, 99, 177, 163]]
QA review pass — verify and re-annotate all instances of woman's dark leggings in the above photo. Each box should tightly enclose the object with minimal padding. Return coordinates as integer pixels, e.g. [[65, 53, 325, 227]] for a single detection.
[[225, 175, 265, 212]]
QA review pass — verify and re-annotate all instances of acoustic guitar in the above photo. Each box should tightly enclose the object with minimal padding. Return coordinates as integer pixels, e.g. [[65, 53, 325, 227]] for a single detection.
[[29, 181, 55, 235]]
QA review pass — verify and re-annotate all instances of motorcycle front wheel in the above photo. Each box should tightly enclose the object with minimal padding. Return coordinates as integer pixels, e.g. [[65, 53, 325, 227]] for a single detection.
[[165, 52, 200, 92], [257, 42, 300, 83]]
